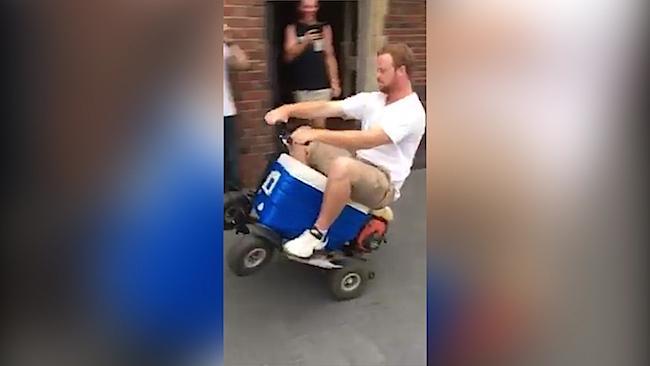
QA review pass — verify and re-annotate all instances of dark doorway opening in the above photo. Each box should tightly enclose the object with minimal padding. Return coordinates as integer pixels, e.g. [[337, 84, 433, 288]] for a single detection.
[[266, 1, 358, 108]]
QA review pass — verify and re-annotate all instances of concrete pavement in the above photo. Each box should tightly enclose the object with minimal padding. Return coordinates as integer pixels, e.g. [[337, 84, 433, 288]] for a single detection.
[[224, 169, 427, 366]]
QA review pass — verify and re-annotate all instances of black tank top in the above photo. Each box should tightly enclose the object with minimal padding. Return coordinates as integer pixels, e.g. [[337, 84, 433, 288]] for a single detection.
[[290, 22, 330, 91]]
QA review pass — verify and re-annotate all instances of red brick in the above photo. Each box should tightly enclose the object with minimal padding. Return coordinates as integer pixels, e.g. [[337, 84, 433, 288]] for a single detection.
[[234, 100, 262, 111], [240, 90, 270, 101], [248, 62, 268, 72], [391, 4, 425, 12], [249, 143, 277, 155], [386, 35, 425, 43], [234, 80, 269, 92], [242, 133, 275, 145], [385, 28, 426, 36], [223, 6, 241, 17], [242, 6, 264, 17], [234, 71, 266, 82], [231, 28, 264, 39], [225, 0, 264, 6], [232, 39, 264, 51], [236, 110, 266, 124], [389, 0, 426, 6], [388, 5, 424, 15], [240, 120, 268, 132], [241, 124, 272, 137], [242, 127, 272, 137], [385, 15, 426, 23], [407, 40, 426, 47], [224, 5, 264, 17], [239, 124, 266, 136], [224, 17, 264, 29], [238, 115, 266, 127]]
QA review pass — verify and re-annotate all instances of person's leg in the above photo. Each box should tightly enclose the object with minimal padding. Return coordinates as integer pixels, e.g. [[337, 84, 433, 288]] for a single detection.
[[293, 89, 332, 129], [282, 141, 353, 257], [283, 157, 352, 258], [283, 142, 395, 257], [288, 137, 310, 165], [223, 115, 241, 191], [310, 89, 332, 129], [313, 157, 353, 231], [347, 160, 395, 210], [288, 126, 347, 167], [314, 158, 394, 231]]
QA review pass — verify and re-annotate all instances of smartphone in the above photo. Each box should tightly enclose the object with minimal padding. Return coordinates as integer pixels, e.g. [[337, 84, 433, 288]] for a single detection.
[[306, 23, 324, 39], [306, 22, 323, 32]]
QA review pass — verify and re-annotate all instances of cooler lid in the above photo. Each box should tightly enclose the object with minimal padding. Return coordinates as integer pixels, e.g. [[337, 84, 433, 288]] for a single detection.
[[276, 154, 370, 213]]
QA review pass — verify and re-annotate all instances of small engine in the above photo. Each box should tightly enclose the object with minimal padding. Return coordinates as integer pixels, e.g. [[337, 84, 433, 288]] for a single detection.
[[353, 216, 388, 253]]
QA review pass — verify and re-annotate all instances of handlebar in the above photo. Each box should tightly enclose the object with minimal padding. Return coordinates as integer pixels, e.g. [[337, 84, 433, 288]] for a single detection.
[[276, 120, 310, 147], [276, 121, 290, 146]]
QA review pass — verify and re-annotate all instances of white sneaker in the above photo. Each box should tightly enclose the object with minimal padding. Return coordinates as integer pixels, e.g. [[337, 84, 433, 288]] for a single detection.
[[284, 228, 328, 258]]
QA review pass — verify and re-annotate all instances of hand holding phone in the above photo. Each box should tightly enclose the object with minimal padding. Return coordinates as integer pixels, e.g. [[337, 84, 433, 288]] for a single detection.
[[306, 25, 324, 52], [304, 29, 322, 43]]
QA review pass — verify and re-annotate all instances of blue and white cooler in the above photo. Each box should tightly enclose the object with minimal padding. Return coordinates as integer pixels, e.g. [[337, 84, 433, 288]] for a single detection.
[[253, 154, 370, 250]]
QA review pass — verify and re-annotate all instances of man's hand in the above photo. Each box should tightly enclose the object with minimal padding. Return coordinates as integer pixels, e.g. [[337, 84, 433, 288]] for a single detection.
[[224, 24, 233, 44], [264, 106, 289, 125], [291, 126, 320, 145]]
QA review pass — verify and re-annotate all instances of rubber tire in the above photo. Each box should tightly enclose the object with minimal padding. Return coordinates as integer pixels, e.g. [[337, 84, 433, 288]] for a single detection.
[[327, 259, 370, 301], [227, 235, 274, 276], [224, 191, 250, 231]]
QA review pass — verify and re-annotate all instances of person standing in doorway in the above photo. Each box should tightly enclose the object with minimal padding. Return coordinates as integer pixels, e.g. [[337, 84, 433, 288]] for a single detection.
[[224, 24, 251, 191], [283, 0, 341, 129]]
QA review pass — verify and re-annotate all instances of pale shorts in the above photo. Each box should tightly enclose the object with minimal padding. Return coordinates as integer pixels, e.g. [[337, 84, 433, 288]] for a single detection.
[[293, 88, 332, 102], [306, 141, 395, 209]]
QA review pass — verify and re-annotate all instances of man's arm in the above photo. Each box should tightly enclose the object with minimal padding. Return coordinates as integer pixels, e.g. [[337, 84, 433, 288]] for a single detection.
[[226, 43, 251, 71], [265, 100, 346, 124], [294, 126, 392, 151], [322, 25, 340, 97]]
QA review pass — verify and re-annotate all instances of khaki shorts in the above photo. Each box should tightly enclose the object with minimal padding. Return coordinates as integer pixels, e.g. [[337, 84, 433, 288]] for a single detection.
[[306, 141, 395, 209], [293, 88, 332, 102]]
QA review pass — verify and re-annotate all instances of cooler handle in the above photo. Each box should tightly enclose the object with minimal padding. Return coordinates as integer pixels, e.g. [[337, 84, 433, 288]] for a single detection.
[[261, 170, 281, 195]]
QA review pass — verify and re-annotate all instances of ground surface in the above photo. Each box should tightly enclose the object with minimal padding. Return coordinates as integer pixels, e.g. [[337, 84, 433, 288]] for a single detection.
[[224, 169, 427, 366]]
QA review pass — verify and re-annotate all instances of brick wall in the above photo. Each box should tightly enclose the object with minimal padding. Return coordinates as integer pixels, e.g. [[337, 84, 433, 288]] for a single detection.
[[225, 0, 274, 187], [383, 0, 426, 100], [225, 0, 427, 187]]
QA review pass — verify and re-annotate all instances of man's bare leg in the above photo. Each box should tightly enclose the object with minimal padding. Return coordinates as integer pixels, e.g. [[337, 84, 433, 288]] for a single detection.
[[289, 142, 309, 164], [282, 157, 352, 258], [313, 157, 352, 231], [289, 132, 352, 230]]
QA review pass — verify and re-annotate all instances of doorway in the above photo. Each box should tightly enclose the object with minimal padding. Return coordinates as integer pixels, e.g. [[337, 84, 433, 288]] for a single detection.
[[265, 0, 358, 108]]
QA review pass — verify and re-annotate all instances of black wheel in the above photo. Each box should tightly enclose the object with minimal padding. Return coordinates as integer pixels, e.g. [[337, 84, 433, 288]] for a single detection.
[[224, 191, 251, 231], [227, 235, 274, 276], [327, 259, 371, 301]]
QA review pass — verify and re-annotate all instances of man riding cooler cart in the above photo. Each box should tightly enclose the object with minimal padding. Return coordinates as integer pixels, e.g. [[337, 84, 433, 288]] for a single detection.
[[265, 43, 425, 258]]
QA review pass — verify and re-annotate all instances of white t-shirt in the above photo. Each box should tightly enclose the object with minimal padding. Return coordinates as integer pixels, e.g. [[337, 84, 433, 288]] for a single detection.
[[223, 44, 236, 117], [340, 92, 426, 199]]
